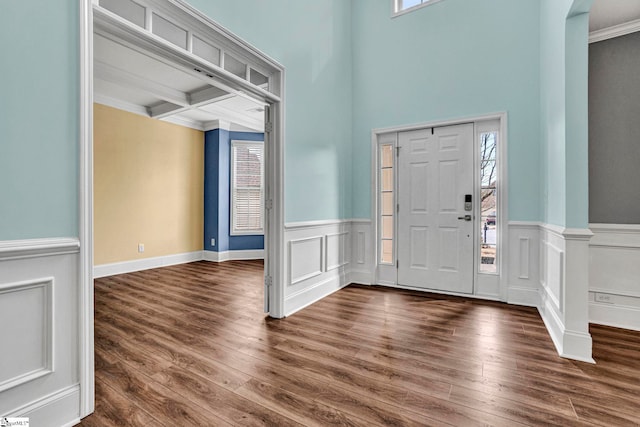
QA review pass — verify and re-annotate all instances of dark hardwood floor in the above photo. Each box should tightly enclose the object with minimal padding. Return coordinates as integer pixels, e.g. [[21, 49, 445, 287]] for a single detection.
[[79, 260, 640, 426]]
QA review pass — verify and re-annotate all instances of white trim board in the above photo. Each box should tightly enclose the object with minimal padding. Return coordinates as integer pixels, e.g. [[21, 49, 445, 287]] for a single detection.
[[93, 251, 204, 278], [203, 249, 264, 262], [0, 238, 80, 261]]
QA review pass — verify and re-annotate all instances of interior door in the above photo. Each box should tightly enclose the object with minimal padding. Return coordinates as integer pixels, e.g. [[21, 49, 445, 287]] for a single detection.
[[397, 124, 474, 293]]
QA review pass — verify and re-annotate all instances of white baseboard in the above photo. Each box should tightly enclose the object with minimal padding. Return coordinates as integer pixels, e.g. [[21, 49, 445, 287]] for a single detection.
[[4, 384, 80, 426], [507, 286, 540, 307], [349, 270, 373, 285], [284, 273, 349, 316], [203, 249, 264, 262], [94, 251, 203, 278]]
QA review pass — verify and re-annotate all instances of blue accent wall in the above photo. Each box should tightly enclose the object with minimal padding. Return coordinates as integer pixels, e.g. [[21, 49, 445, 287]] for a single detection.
[[204, 129, 264, 252]]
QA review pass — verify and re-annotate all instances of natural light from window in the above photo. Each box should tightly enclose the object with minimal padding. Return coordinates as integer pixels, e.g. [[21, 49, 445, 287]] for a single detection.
[[394, 0, 442, 15]]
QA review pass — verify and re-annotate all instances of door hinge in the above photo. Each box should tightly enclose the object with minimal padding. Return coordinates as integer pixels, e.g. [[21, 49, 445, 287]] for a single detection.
[[265, 275, 273, 287], [265, 199, 273, 210], [396, 146, 400, 156], [265, 122, 273, 133], [396, 260, 399, 268], [397, 203, 399, 213]]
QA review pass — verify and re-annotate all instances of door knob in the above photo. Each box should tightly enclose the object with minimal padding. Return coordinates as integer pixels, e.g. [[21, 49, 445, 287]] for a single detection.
[[457, 215, 472, 221]]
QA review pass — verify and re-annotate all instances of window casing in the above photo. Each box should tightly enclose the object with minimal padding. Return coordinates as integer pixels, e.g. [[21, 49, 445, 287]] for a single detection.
[[231, 140, 264, 235]]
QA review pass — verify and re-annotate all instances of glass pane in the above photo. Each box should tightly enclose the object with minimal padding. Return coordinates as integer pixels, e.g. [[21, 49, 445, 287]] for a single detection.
[[382, 192, 393, 216], [399, 0, 423, 11], [382, 216, 393, 240], [381, 144, 393, 168], [382, 169, 393, 192], [480, 131, 498, 274], [381, 240, 393, 264]]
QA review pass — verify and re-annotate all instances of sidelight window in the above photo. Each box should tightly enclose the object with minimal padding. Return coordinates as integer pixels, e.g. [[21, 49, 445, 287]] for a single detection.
[[479, 131, 498, 274]]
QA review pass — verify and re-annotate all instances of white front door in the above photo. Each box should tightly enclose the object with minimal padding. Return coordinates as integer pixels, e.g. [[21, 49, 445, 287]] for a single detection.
[[397, 124, 474, 293]]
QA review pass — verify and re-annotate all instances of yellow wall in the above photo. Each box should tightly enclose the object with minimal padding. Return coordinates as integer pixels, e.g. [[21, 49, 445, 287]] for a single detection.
[[94, 103, 204, 265]]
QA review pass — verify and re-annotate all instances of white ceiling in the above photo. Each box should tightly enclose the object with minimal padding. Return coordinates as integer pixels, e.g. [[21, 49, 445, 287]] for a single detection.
[[589, 0, 640, 32], [94, 32, 265, 132]]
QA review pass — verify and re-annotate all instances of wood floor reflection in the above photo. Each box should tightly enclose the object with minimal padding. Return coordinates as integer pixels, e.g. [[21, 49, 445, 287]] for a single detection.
[[79, 260, 640, 426]]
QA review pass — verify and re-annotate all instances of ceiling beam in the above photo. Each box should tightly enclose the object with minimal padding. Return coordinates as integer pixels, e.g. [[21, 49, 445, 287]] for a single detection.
[[150, 85, 233, 119]]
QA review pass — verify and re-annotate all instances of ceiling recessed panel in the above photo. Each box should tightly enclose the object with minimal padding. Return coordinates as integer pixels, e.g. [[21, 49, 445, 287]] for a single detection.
[[94, 33, 204, 93], [94, 78, 160, 107]]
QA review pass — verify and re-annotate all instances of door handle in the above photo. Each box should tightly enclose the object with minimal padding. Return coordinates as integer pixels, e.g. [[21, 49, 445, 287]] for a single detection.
[[457, 215, 472, 221]]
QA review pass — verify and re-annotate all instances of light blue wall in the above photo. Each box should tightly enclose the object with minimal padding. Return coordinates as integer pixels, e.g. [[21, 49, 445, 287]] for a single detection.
[[351, 0, 541, 221], [539, 0, 592, 228], [540, 0, 569, 227], [0, 1, 79, 239], [186, 0, 354, 223]]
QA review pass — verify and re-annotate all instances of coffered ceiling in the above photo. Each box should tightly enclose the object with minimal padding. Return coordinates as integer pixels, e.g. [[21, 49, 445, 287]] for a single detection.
[[94, 31, 265, 132]]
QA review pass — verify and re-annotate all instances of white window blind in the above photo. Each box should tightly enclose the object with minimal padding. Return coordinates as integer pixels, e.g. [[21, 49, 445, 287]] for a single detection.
[[231, 140, 264, 235]]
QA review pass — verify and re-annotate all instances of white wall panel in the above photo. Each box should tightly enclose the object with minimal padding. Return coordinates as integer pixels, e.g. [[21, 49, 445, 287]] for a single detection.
[[589, 224, 640, 331], [0, 239, 80, 424], [0, 278, 53, 393], [284, 220, 358, 315], [507, 222, 540, 306], [289, 236, 324, 285]]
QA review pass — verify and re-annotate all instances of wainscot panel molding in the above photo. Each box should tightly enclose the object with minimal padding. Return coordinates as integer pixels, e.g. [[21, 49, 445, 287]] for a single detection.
[[0, 278, 54, 393], [538, 224, 594, 363], [507, 222, 540, 307], [589, 223, 640, 331], [202, 249, 264, 263], [94, 251, 204, 278], [350, 219, 374, 285], [284, 220, 355, 316], [0, 241, 80, 425]]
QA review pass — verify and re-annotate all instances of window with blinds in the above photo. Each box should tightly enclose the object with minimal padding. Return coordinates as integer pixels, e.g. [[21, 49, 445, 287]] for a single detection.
[[231, 140, 264, 235]]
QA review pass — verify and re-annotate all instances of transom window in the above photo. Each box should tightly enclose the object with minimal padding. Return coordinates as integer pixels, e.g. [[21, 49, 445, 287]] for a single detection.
[[231, 140, 264, 235], [393, 0, 444, 16]]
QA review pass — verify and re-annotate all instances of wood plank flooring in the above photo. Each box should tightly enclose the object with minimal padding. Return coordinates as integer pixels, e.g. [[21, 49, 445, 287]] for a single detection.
[[79, 260, 640, 426]]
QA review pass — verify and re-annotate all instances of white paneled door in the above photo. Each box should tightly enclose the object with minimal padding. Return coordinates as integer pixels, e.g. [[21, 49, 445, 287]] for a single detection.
[[397, 124, 474, 293]]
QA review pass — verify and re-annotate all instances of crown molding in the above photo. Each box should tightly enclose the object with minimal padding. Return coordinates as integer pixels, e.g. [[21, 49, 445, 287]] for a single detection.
[[589, 18, 640, 44]]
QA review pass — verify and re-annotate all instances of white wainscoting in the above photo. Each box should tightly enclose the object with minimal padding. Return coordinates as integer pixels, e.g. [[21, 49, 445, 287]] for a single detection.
[[538, 224, 567, 355], [538, 224, 594, 363], [507, 222, 541, 307], [589, 224, 640, 331], [0, 238, 81, 425], [283, 219, 369, 316], [350, 220, 374, 285]]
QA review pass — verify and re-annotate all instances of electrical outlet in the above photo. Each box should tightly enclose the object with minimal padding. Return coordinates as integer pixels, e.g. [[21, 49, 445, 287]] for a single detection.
[[211, 238, 216, 246], [138, 243, 145, 253], [594, 293, 612, 303]]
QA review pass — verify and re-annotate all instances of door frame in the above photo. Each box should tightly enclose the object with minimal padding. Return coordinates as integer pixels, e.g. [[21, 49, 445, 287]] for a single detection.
[[79, 0, 286, 417], [371, 112, 508, 300]]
